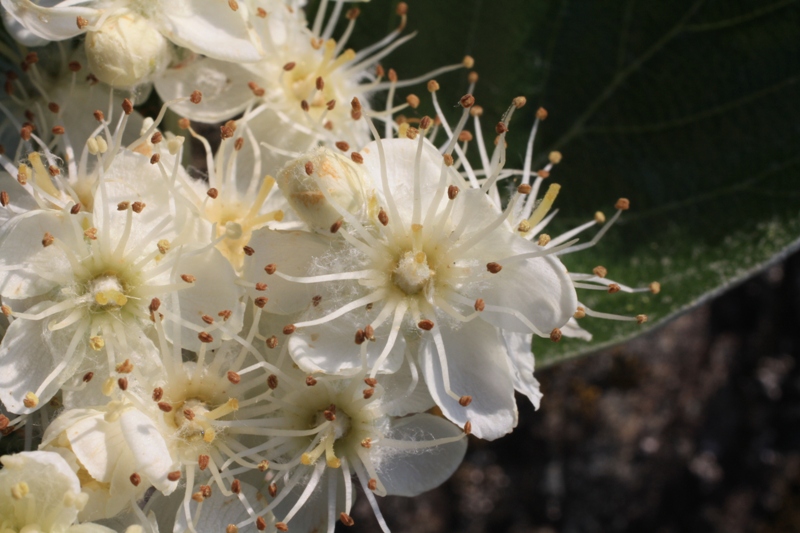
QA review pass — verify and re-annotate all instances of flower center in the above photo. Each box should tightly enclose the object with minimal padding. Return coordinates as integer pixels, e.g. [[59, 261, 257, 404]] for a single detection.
[[392, 250, 433, 295], [301, 404, 352, 468], [88, 275, 128, 310], [174, 399, 213, 442]]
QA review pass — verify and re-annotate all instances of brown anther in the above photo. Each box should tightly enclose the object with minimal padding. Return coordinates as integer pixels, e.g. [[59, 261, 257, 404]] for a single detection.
[[121, 99, 133, 115], [117, 201, 129, 211], [42, 232, 54, 247], [427, 80, 440, 92], [283, 324, 296, 335], [149, 132, 163, 145], [418, 319, 434, 331], [406, 94, 420, 109], [364, 324, 375, 340], [226, 526, 238, 533], [368, 478, 377, 491], [574, 306, 586, 319], [355, 329, 365, 345], [116, 359, 134, 373], [200, 485, 212, 499], [254, 296, 268, 308], [439, 153, 453, 167], [513, 96, 527, 109], [76, 16, 89, 29], [182, 408, 195, 421], [68, 61, 82, 72], [495, 122, 509, 134], [51, 125, 65, 135], [364, 377, 378, 387], [20, 126, 32, 141], [464, 421, 472, 434], [300, 99, 310, 112], [361, 438, 372, 448], [460, 94, 475, 108], [0, 415, 9, 431], [269, 483, 278, 498], [351, 97, 362, 112], [149, 154, 160, 165], [48, 165, 60, 177], [335, 141, 350, 152], [346, 7, 361, 19], [474, 298, 485, 312], [256, 7, 267, 17], [227, 371, 241, 384], [202, 188, 219, 202], [167, 471, 181, 482], [187, 90, 202, 104], [636, 314, 648, 324], [615, 198, 630, 210], [340, 513, 355, 527], [326, 99, 336, 110], [351, 152, 364, 164], [650, 281, 661, 294], [255, 282, 267, 291], [230, 479, 241, 494], [83, 227, 97, 240], [305, 376, 317, 386], [0, 191, 8, 207], [131, 201, 145, 213], [149, 298, 161, 314], [375, 64, 385, 78], [374, 208, 389, 226], [330, 218, 343, 233], [243, 245, 255, 256], [0, 304, 10, 316], [550, 328, 562, 342], [196, 331, 215, 344], [459, 395, 472, 407], [312, 295, 322, 306], [593, 266, 608, 278], [228, 0, 239, 10], [83, 372, 94, 383], [178, 118, 190, 129], [458, 130, 473, 142], [323, 408, 336, 421], [117, 377, 128, 390], [447, 185, 460, 199], [264, 263, 277, 275], [607, 283, 621, 294], [258, 460, 269, 472], [517, 184, 532, 195], [256, 517, 267, 531], [275, 523, 288, 532], [181, 274, 196, 283], [315, 76, 324, 91], [90, 111, 104, 125], [191, 492, 204, 503], [486, 262, 502, 274], [220, 125, 234, 139], [536, 107, 548, 120], [158, 401, 172, 412], [537, 169, 550, 179], [130, 473, 141, 486], [267, 374, 279, 389], [283, 62, 296, 71], [218, 309, 232, 320], [266, 336, 278, 349], [386, 68, 397, 83], [247, 81, 265, 97], [198, 455, 210, 470], [152, 387, 164, 401], [363, 388, 375, 399]]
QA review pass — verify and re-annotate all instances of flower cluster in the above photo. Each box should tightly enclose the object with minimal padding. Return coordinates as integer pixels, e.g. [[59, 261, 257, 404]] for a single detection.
[[0, 1, 658, 532]]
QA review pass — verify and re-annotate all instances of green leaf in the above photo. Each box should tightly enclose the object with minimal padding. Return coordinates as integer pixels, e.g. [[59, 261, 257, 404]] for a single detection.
[[340, 0, 800, 365]]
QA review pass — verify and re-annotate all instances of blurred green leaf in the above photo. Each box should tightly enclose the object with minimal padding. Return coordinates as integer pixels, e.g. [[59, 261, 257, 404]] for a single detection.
[[336, 0, 800, 365]]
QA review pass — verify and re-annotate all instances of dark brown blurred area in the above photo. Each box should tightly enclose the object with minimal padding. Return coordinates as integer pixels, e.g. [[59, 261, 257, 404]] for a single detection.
[[349, 249, 800, 533]]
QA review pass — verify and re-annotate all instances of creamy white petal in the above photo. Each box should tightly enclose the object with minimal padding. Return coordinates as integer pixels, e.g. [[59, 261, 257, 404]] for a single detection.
[[0, 0, 98, 40], [119, 407, 177, 494], [500, 331, 543, 410]]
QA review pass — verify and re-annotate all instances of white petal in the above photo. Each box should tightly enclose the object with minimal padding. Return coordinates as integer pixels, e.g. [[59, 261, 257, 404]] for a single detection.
[[0, 0, 98, 40], [376, 413, 466, 497], [378, 356, 436, 417], [119, 408, 177, 494], [419, 320, 517, 440], [0, 171, 38, 227], [562, 317, 593, 340], [174, 481, 262, 533], [501, 331, 543, 409]]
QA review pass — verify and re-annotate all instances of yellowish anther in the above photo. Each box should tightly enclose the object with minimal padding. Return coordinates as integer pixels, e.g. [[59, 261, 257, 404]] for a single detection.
[[537, 234, 551, 246], [23, 391, 39, 408], [273, 209, 285, 222], [398, 123, 410, 138], [102, 377, 115, 396], [549, 151, 563, 164], [95, 290, 127, 307], [89, 336, 105, 351], [87, 138, 100, 155], [300, 453, 313, 465], [517, 220, 531, 233], [594, 211, 606, 224], [650, 281, 661, 294], [96, 136, 108, 153], [202, 427, 216, 443], [11, 481, 29, 500], [167, 136, 184, 155], [574, 306, 586, 319], [28, 152, 60, 198], [157, 239, 170, 254], [414, 251, 426, 264], [411, 223, 423, 233], [17, 163, 29, 185], [526, 183, 561, 229], [327, 457, 341, 468]]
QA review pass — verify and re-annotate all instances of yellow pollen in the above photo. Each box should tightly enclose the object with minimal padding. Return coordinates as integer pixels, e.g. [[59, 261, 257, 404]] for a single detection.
[[89, 336, 105, 351], [526, 183, 561, 229], [414, 251, 426, 264], [203, 427, 216, 443], [11, 481, 29, 500]]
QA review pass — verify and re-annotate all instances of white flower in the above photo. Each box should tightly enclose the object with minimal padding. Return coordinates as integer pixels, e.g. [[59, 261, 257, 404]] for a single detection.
[[1, 0, 266, 87], [0, 450, 116, 533]]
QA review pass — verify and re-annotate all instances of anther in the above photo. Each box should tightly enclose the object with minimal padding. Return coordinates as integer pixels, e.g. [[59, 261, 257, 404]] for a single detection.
[[192, 492, 204, 503], [496, 122, 509, 134], [92, 109, 104, 122], [200, 485, 212, 499], [536, 107, 548, 120], [458, 130, 473, 142], [636, 314, 648, 324], [265, 263, 277, 274], [330, 218, 343, 233], [326, 100, 336, 110], [355, 329, 365, 345], [228, 0, 238, 11], [0, 191, 8, 206], [256, 517, 267, 531], [255, 282, 267, 291], [275, 523, 288, 532], [550, 328, 562, 342], [231, 479, 241, 494], [266, 336, 278, 349], [378, 209, 389, 225], [47, 165, 60, 177], [474, 298, 485, 311], [116, 359, 134, 373], [364, 377, 378, 387], [76, 15, 89, 29], [538, 234, 551, 246], [89, 336, 104, 351], [615, 198, 630, 210], [227, 371, 241, 384], [181, 274, 196, 283], [68, 61, 81, 72], [117, 201, 129, 211], [301, 100, 310, 112], [84, 227, 97, 239], [594, 211, 606, 224], [283, 324, 296, 335], [118, 377, 128, 391], [198, 455, 210, 470], [226, 526, 238, 533], [361, 438, 372, 448], [406, 94, 421, 109], [574, 306, 586, 319], [256, 7, 267, 17], [283, 62, 296, 71], [149, 298, 161, 313], [218, 309, 232, 320], [52, 125, 65, 135], [0, 415, 9, 431], [198, 332, 214, 343], [83, 372, 94, 383], [448, 185, 459, 199], [364, 324, 375, 340], [42, 232, 54, 247], [189, 90, 202, 104], [470, 105, 483, 117], [269, 483, 278, 497], [323, 408, 336, 421], [388, 68, 398, 83], [258, 460, 270, 472], [444, 154, 454, 166], [152, 387, 163, 401], [593, 266, 608, 278], [368, 478, 378, 491], [549, 151, 563, 164], [23, 392, 39, 408], [313, 295, 321, 306], [650, 282, 661, 294], [149, 131, 162, 145], [183, 408, 195, 421], [267, 374, 278, 389], [167, 471, 181, 481], [363, 388, 375, 399], [351, 152, 364, 164], [335, 141, 350, 151], [459, 395, 472, 407], [158, 402, 172, 412], [517, 184, 532, 195], [122, 99, 133, 115], [178, 118, 190, 129], [254, 296, 268, 308], [418, 319, 434, 331], [130, 473, 141, 486], [464, 421, 472, 434], [460, 94, 475, 108], [340, 513, 355, 527], [220, 125, 234, 139], [243, 245, 255, 256], [131, 201, 145, 213], [149, 154, 160, 165], [486, 262, 502, 274], [305, 376, 317, 386], [513, 96, 527, 108], [70, 203, 81, 214], [607, 283, 621, 294], [419, 116, 432, 130], [427, 80, 440, 92]]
